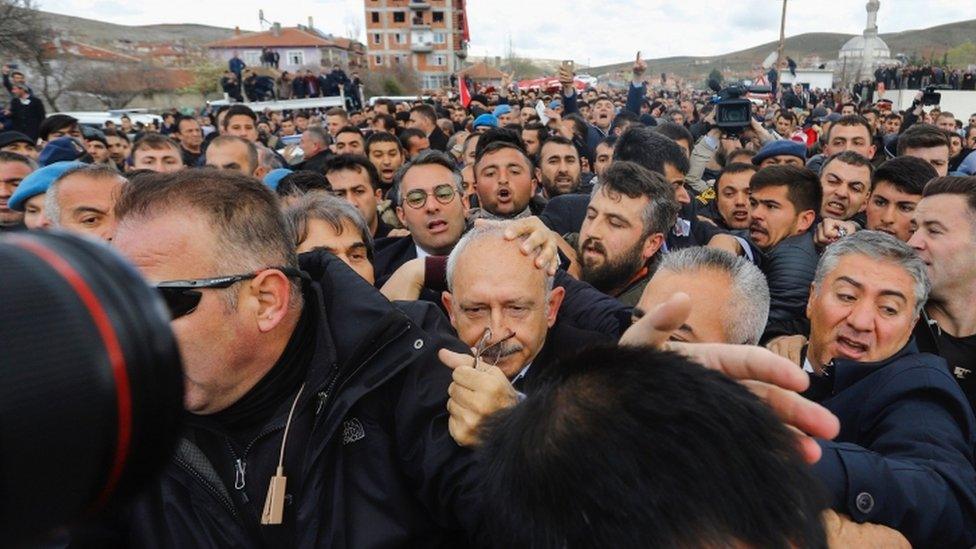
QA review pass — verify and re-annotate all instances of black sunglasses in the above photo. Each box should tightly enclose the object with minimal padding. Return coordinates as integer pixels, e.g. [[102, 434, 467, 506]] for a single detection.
[[156, 267, 304, 320]]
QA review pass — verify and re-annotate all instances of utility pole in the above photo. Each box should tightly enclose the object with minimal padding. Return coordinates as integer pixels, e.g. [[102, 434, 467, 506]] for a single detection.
[[776, 0, 787, 100]]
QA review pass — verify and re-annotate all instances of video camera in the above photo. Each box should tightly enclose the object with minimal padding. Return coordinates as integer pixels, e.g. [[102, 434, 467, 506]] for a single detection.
[[707, 79, 770, 134], [921, 85, 951, 107]]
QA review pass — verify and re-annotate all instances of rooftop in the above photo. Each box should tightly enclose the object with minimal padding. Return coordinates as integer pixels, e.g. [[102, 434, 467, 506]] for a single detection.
[[207, 26, 360, 50]]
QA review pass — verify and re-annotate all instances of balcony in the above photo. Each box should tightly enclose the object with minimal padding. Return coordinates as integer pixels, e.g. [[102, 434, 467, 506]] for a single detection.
[[411, 18, 430, 29], [409, 0, 431, 10], [411, 41, 434, 53]]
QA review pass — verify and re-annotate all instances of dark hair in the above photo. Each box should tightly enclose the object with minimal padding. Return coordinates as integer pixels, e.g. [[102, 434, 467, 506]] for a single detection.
[[923, 175, 976, 215], [610, 110, 640, 131], [323, 154, 382, 191], [325, 107, 349, 119], [827, 114, 874, 141], [373, 113, 396, 132], [897, 124, 950, 155], [776, 110, 797, 124], [596, 161, 679, 238], [409, 104, 437, 124], [536, 135, 578, 165], [715, 162, 757, 189], [0, 150, 36, 169], [366, 131, 402, 154], [614, 125, 690, 175], [474, 140, 534, 173], [398, 128, 427, 150], [821, 150, 875, 183], [726, 148, 755, 165], [597, 134, 618, 150], [392, 149, 462, 206], [749, 165, 822, 214], [654, 122, 693, 149], [38, 114, 79, 141], [102, 127, 130, 144], [275, 170, 331, 196], [175, 115, 199, 133], [336, 125, 364, 140], [476, 345, 827, 548], [562, 113, 589, 141], [115, 168, 297, 273], [873, 156, 937, 196], [474, 127, 527, 162], [207, 135, 258, 173], [523, 122, 549, 142], [221, 105, 257, 128]]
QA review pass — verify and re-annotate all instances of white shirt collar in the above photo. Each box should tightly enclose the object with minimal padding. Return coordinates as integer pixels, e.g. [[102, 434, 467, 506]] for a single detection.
[[414, 244, 430, 261]]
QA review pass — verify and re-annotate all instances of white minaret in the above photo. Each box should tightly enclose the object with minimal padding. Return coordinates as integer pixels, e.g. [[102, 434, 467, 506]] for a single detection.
[[865, 0, 880, 36]]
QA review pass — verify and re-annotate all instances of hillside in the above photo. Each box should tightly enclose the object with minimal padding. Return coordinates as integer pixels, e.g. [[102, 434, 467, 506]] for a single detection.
[[586, 18, 976, 79], [38, 10, 238, 46]]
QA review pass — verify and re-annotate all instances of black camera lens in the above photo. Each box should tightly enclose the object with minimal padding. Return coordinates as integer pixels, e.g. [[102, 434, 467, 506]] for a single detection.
[[0, 231, 183, 543]]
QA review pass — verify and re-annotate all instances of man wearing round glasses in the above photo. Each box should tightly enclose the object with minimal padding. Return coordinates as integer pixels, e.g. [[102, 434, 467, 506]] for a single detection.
[[373, 150, 469, 288]]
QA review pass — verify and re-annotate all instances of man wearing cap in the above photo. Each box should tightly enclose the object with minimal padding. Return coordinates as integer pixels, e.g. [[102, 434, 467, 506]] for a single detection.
[[38, 137, 91, 167], [8, 83, 45, 141], [0, 131, 37, 160], [752, 140, 807, 168], [83, 129, 114, 168], [8, 161, 84, 230], [493, 105, 515, 126], [472, 114, 498, 134]]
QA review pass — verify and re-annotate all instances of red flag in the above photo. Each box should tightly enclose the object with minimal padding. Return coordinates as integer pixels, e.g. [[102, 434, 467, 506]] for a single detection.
[[459, 76, 471, 108]]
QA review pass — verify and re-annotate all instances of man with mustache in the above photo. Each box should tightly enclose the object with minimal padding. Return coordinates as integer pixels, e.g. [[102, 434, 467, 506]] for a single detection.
[[802, 231, 976, 547], [818, 151, 873, 223], [471, 139, 546, 221], [440, 222, 613, 446], [535, 136, 582, 198], [697, 162, 756, 233], [575, 161, 679, 306], [748, 165, 821, 337]]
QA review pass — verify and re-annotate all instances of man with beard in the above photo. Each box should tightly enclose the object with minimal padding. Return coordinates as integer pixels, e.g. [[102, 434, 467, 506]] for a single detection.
[[575, 161, 679, 306], [818, 151, 873, 223], [536, 136, 581, 198], [749, 165, 821, 336]]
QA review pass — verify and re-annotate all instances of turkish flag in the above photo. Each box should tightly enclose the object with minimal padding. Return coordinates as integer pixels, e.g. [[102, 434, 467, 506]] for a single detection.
[[459, 76, 471, 108]]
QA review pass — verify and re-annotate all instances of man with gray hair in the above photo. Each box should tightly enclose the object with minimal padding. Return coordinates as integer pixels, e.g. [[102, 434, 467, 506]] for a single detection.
[[284, 192, 375, 284], [45, 163, 125, 241], [633, 247, 769, 345], [441, 221, 613, 446], [297, 126, 332, 173], [802, 230, 976, 547]]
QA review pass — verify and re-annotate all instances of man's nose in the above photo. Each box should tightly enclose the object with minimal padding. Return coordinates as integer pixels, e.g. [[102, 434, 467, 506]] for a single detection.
[[845, 300, 876, 332]]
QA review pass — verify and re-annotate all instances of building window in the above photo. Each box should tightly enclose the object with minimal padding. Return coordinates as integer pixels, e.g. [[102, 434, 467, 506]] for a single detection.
[[433, 32, 446, 44], [394, 56, 401, 64], [395, 33, 404, 44], [422, 74, 447, 89], [393, 11, 405, 23], [432, 11, 444, 23], [371, 12, 380, 23], [242, 50, 261, 66], [428, 54, 446, 66], [286, 50, 304, 66], [373, 33, 381, 44]]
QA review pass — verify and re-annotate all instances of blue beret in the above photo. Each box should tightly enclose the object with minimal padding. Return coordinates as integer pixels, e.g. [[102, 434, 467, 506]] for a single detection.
[[263, 168, 293, 191], [8, 161, 87, 211], [492, 104, 512, 117], [472, 114, 499, 129], [752, 140, 807, 166], [39, 137, 87, 166]]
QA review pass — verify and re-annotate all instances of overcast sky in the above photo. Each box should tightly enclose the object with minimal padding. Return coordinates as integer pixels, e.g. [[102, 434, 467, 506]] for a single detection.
[[40, 0, 976, 66]]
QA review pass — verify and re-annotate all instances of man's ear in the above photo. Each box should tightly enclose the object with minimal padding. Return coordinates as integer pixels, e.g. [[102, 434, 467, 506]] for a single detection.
[[396, 205, 406, 226], [641, 233, 665, 263], [248, 269, 294, 333], [806, 283, 816, 320], [374, 187, 383, 201], [253, 165, 269, 180], [546, 286, 566, 328], [797, 209, 817, 234], [441, 291, 457, 326]]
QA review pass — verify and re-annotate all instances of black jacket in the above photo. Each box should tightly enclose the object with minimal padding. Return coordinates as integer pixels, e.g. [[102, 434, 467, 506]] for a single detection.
[[809, 343, 976, 547], [297, 149, 332, 175], [515, 321, 614, 393], [428, 127, 449, 152], [100, 252, 480, 547], [10, 94, 45, 140], [373, 235, 418, 289], [759, 231, 818, 337]]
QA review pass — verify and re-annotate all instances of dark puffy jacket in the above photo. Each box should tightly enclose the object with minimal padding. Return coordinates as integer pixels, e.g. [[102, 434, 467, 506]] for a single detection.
[[89, 251, 480, 548], [811, 343, 976, 547], [760, 231, 818, 336]]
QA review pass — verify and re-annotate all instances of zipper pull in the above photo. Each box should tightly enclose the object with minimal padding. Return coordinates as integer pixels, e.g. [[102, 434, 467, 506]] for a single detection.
[[234, 458, 247, 490], [315, 390, 328, 416]]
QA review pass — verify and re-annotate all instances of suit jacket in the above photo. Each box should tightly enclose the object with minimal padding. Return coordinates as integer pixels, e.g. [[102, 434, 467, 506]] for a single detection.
[[428, 127, 449, 152], [515, 321, 614, 394], [759, 231, 818, 334], [373, 236, 417, 289], [810, 343, 976, 547]]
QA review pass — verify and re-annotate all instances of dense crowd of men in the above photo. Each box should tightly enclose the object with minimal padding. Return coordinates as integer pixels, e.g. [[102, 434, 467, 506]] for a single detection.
[[2, 53, 976, 547]]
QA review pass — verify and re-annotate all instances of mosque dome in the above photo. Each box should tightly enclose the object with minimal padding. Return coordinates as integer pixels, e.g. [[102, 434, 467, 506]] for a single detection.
[[839, 34, 891, 61]]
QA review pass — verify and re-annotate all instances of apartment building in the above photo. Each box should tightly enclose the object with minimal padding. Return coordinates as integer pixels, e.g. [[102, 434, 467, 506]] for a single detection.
[[364, 0, 470, 89]]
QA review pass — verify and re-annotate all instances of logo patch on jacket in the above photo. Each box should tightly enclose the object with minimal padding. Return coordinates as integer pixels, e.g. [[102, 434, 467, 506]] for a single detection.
[[342, 418, 366, 445]]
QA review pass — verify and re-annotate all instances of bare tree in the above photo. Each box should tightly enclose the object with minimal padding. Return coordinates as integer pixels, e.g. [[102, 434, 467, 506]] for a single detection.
[[70, 62, 166, 109], [0, 0, 44, 61]]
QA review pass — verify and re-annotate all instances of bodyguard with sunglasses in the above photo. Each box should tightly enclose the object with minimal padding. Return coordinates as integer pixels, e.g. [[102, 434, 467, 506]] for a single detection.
[[102, 169, 482, 546], [373, 150, 469, 289]]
